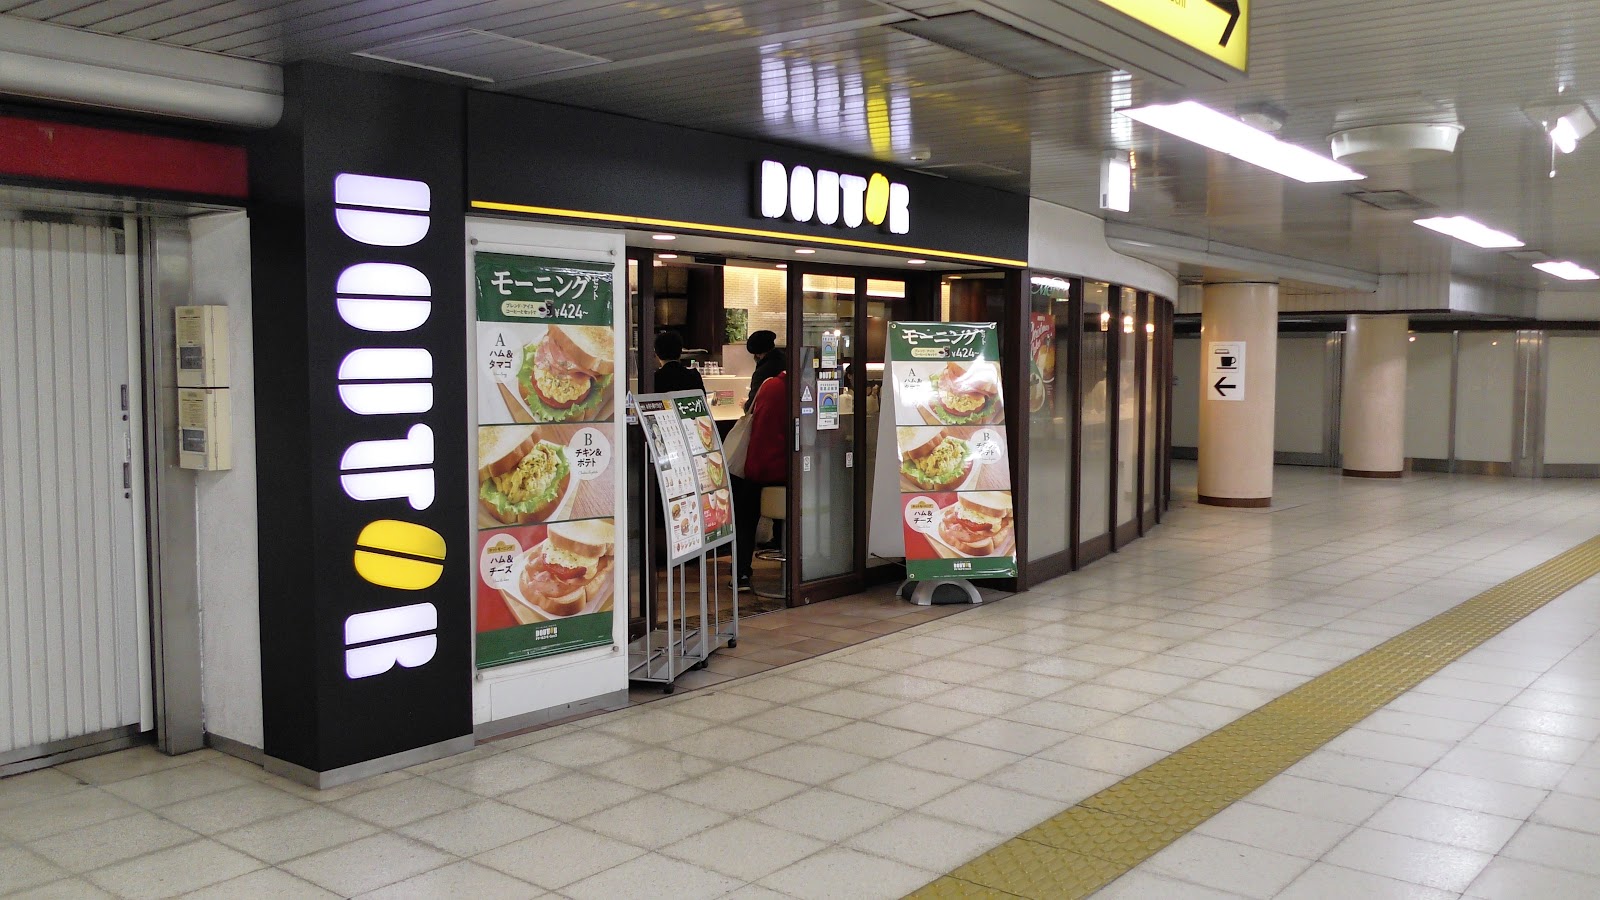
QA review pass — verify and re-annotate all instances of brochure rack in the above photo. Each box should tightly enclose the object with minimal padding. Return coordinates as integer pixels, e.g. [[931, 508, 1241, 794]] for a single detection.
[[628, 391, 739, 692]]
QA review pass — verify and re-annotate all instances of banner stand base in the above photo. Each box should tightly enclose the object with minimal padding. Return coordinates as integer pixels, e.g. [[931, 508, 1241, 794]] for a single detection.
[[899, 579, 984, 607]]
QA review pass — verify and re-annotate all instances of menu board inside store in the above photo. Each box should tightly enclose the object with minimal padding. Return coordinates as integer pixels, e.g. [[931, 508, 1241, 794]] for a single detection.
[[888, 322, 1018, 580], [634, 391, 734, 565], [473, 252, 617, 668]]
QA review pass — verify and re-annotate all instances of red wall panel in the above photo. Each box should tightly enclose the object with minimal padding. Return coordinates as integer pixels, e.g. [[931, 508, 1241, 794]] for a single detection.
[[0, 115, 247, 199]]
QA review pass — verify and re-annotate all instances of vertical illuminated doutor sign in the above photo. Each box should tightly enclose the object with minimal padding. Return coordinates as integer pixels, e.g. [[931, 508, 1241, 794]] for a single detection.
[[251, 64, 470, 782]]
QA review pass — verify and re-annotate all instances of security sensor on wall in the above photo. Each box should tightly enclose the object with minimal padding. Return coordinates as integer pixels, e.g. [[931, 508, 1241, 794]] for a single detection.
[[1100, 151, 1131, 212], [1526, 101, 1596, 153]]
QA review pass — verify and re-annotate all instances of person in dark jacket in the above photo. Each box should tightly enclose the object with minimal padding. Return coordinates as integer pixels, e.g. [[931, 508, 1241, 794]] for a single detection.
[[733, 369, 789, 590], [743, 330, 787, 412], [653, 330, 705, 394]]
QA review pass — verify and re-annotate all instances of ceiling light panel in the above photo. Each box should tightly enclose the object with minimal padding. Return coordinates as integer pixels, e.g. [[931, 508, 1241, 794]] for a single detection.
[[1533, 260, 1599, 280], [1118, 102, 1364, 183], [1413, 216, 1524, 249]]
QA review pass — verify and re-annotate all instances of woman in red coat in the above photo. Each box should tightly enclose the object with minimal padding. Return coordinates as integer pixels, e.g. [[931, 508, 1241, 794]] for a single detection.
[[733, 369, 788, 590]]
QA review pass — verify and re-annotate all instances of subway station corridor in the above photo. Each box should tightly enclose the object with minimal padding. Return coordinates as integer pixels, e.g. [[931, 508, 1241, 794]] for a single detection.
[[4, 462, 1600, 899]]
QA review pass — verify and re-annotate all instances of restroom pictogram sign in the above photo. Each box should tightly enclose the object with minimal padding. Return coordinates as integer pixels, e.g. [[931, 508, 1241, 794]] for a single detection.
[[1207, 341, 1246, 401]]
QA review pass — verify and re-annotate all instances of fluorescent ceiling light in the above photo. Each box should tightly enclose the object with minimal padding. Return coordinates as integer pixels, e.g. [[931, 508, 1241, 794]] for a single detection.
[[794, 248, 816, 254], [1533, 260, 1600, 280], [1413, 216, 1524, 249], [906, 259, 926, 265], [651, 233, 676, 241], [1117, 101, 1364, 183], [658, 253, 678, 260]]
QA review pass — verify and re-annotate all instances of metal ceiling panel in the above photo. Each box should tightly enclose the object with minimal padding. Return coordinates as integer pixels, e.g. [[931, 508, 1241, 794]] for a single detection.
[[5, 0, 1600, 296]]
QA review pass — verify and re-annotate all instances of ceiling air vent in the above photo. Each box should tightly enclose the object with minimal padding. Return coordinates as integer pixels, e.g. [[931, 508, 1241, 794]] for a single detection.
[[917, 161, 1021, 179], [1346, 189, 1435, 212], [355, 29, 608, 83], [892, 12, 1109, 79]]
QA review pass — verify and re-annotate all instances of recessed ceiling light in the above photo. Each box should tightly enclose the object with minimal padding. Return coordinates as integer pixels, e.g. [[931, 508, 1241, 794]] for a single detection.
[[775, 263, 787, 269], [794, 248, 816, 254], [907, 259, 927, 265], [651, 233, 676, 241], [658, 253, 678, 260], [1533, 260, 1600, 280], [1413, 216, 1524, 249], [1118, 101, 1364, 183]]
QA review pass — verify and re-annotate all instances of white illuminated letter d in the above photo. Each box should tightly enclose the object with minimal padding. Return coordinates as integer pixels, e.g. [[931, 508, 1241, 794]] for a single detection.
[[758, 160, 788, 219]]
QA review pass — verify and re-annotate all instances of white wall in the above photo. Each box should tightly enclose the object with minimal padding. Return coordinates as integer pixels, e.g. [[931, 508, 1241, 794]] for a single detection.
[[1454, 332, 1516, 463], [1545, 335, 1600, 464], [1028, 199, 1179, 298], [1538, 290, 1600, 321], [1274, 337, 1328, 455], [1172, 336, 1199, 447], [1404, 333, 1452, 460], [190, 212, 262, 749]]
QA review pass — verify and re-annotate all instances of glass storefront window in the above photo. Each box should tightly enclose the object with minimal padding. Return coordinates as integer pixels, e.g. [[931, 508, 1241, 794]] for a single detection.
[[1027, 276, 1072, 562], [1080, 283, 1111, 544], [1117, 288, 1139, 529], [1142, 297, 1158, 520]]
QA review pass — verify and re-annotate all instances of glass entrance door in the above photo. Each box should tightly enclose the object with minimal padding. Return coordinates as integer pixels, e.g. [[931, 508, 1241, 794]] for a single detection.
[[785, 269, 917, 604], [792, 272, 860, 592]]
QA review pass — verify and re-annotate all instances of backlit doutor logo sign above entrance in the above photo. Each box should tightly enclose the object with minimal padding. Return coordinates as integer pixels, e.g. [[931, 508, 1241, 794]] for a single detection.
[[756, 160, 910, 235], [331, 172, 446, 680]]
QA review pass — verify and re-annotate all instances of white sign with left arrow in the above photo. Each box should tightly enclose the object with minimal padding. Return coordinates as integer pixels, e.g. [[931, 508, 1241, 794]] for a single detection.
[[1207, 341, 1246, 401]]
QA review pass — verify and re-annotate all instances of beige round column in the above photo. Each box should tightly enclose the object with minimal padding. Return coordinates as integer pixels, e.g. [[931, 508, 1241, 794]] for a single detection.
[[1339, 314, 1410, 477], [1198, 281, 1278, 507]]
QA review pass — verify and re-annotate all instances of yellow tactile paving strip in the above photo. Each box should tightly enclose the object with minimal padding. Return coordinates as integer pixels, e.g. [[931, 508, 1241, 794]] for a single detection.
[[908, 534, 1600, 900]]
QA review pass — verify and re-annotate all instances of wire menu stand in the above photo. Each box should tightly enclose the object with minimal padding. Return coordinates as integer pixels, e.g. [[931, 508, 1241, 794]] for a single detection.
[[628, 391, 739, 693]]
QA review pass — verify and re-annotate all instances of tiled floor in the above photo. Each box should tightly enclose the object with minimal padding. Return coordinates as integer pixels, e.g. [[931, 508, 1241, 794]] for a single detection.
[[628, 581, 972, 701], [4, 463, 1600, 899]]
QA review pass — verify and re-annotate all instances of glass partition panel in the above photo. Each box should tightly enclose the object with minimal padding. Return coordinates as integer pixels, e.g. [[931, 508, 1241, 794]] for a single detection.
[[1115, 289, 1139, 528], [1143, 298, 1157, 519], [1027, 276, 1072, 562], [797, 273, 857, 582], [1080, 283, 1111, 542]]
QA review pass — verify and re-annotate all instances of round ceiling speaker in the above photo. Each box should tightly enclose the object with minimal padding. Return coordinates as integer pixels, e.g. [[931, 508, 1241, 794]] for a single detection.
[[1328, 123, 1463, 165]]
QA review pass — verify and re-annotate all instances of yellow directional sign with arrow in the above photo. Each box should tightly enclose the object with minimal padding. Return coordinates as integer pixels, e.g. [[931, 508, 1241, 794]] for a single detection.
[[1092, 0, 1249, 71]]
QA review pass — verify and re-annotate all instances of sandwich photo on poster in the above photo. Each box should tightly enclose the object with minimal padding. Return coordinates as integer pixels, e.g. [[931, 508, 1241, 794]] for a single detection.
[[477, 424, 614, 527], [887, 321, 1017, 580], [473, 251, 618, 668], [891, 358, 1005, 427], [896, 426, 1011, 494], [900, 491, 1017, 579], [475, 519, 616, 665], [474, 253, 615, 427]]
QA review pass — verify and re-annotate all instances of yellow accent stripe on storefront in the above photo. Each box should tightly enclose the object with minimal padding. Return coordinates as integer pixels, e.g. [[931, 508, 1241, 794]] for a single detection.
[[909, 534, 1600, 899], [468, 200, 1029, 268]]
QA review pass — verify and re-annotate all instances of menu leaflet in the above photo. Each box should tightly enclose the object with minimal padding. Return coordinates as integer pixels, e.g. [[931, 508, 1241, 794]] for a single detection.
[[888, 322, 1018, 580], [635, 391, 734, 565], [472, 252, 617, 668]]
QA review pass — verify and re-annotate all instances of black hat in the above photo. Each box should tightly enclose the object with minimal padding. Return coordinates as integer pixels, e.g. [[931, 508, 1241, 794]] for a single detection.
[[746, 330, 777, 354], [654, 330, 684, 361]]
